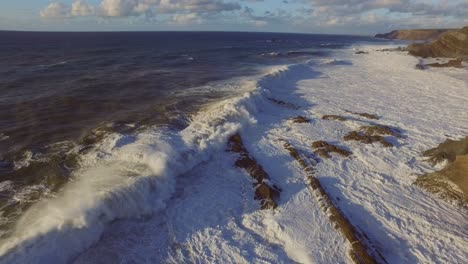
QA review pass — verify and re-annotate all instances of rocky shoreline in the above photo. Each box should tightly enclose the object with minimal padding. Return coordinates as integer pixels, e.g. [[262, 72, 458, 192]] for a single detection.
[[376, 26, 468, 62], [407, 27, 468, 60]]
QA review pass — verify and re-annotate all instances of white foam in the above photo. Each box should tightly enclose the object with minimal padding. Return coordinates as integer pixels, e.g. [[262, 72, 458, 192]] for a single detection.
[[0, 65, 294, 264]]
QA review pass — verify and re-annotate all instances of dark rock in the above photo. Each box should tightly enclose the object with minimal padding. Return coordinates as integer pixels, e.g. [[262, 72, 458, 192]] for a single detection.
[[344, 129, 393, 148], [311, 141, 352, 159], [322, 115, 347, 121], [228, 134, 280, 210], [346, 111, 379, 120], [290, 116, 310, 123]]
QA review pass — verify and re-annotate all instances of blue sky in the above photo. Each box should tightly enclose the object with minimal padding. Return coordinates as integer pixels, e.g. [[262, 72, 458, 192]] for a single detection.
[[0, 0, 466, 34]]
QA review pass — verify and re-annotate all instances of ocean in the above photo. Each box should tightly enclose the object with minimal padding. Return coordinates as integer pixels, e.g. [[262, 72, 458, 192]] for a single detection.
[[0, 31, 385, 263]]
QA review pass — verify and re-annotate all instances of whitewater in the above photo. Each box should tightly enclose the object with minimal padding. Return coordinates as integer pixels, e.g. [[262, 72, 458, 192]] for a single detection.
[[1, 43, 467, 263]]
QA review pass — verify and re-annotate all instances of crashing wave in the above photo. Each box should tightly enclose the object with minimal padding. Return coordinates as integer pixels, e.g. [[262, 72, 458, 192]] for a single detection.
[[0, 63, 310, 263]]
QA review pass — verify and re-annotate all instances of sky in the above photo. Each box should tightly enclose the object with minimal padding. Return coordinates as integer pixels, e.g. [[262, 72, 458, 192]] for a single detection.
[[0, 0, 467, 34]]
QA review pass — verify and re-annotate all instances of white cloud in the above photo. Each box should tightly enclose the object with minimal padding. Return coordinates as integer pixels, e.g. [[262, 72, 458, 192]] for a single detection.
[[71, 0, 95, 16], [40, 2, 70, 18], [40, 0, 241, 19], [37, 0, 467, 33], [158, 0, 240, 14], [307, 0, 467, 18], [171, 13, 202, 24], [100, 0, 140, 17]]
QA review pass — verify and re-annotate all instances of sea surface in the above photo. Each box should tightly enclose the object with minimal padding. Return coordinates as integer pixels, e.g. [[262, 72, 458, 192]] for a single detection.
[[0, 31, 385, 262]]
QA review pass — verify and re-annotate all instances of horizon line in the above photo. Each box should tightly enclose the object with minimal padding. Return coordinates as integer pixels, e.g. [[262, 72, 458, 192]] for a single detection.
[[0, 29, 374, 37]]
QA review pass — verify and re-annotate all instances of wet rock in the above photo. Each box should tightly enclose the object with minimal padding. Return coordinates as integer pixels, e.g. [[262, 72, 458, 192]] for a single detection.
[[281, 140, 384, 264], [360, 125, 401, 137], [311, 141, 352, 159], [344, 131, 393, 147], [281, 140, 312, 170], [322, 115, 347, 121], [343, 124, 401, 147], [376, 47, 406, 52], [267, 98, 300, 109], [290, 116, 310, 123], [346, 111, 379, 120], [228, 134, 280, 210]]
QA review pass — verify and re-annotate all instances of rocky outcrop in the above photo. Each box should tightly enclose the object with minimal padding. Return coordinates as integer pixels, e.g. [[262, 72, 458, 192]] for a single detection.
[[415, 137, 468, 207], [280, 139, 386, 264], [407, 27, 468, 60], [344, 124, 401, 148], [228, 134, 280, 209], [375, 29, 454, 40]]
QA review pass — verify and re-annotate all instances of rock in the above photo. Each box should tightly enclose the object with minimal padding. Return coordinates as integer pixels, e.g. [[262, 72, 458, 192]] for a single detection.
[[346, 111, 379, 120], [322, 115, 347, 121], [415, 137, 468, 207], [343, 124, 401, 148], [290, 116, 310, 123], [423, 136, 468, 166], [376, 47, 406, 52], [311, 141, 352, 159], [407, 27, 468, 60], [228, 134, 280, 210], [359, 125, 400, 137]]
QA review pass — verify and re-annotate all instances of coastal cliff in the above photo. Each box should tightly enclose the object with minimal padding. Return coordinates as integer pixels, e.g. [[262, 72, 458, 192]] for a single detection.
[[407, 27, 468, 60], [375, 29, 454, 40]]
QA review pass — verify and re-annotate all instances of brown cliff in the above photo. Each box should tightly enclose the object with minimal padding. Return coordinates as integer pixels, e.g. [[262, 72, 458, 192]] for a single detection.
[[375, 29, 454, 41], [406, 27, 468, 60]]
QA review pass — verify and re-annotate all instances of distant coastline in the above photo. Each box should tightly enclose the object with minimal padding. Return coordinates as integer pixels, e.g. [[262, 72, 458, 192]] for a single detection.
[[374, 29, 456, 41]]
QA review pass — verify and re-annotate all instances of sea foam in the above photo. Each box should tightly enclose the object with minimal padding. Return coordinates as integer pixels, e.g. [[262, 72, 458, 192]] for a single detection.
[[0, 64, 301, 264]]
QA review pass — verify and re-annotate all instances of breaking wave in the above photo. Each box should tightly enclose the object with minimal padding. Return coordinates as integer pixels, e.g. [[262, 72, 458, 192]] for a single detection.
[[0, 63, 310, 264]]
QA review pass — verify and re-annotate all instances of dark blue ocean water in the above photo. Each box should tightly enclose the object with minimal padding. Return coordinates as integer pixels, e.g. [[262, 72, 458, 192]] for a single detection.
[[0, 31, 383, 235], [0, 32, 382, 152]]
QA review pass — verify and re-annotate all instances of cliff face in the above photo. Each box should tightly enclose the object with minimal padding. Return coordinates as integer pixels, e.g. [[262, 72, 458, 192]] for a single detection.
[[375, 29, 454, 40], [407, 27, 468, 60]]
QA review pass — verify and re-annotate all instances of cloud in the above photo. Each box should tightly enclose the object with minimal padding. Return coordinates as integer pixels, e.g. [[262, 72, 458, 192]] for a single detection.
[[157, 0, 240, 13], [40, 0, 241, 19], [71, 0, 95, 16], [40, 0, 95, 18], [37, 0, 466, 33], [299, 0, 468, 30], [99, 0, 141, 17], [171, 13, 202, 24], [307, 0, 467, 18], [40, 2, 71, 18]]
